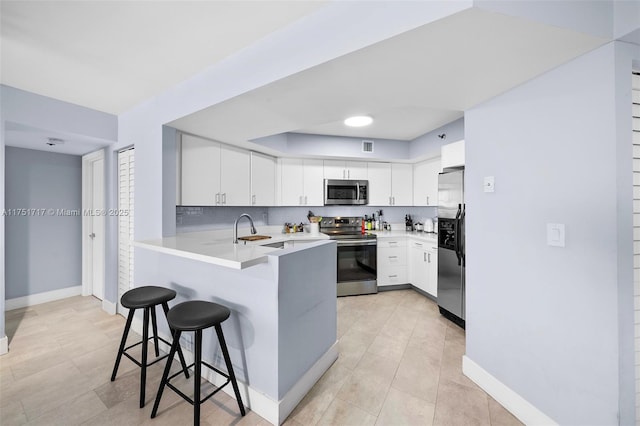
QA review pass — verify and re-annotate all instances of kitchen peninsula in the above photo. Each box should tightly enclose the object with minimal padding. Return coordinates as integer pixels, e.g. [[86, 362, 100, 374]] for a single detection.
[[133, 230, 337, 425]]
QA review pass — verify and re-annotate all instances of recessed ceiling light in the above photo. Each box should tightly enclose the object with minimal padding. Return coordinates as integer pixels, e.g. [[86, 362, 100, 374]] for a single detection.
[[344, 115, 373, 127]]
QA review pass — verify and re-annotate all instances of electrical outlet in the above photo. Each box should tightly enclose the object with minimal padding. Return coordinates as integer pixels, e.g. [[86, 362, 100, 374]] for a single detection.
[[484, 176, 495, 193]]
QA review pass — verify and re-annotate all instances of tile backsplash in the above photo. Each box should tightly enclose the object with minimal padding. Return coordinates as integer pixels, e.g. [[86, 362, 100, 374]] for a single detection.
[[176, 205, 436, 233]]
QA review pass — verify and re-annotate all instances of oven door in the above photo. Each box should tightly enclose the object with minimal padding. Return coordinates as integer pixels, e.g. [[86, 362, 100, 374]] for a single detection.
[[336, 239, 377, 296]]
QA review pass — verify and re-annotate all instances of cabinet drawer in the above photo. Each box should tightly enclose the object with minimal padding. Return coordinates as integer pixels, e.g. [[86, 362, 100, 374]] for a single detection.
[[378, 266, 408, 286], [377, 238, 407, 249], [378, 246, 407, 266]]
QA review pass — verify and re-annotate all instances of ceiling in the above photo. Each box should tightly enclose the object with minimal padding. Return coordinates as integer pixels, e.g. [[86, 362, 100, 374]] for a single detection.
[[0, 0, 327, 114], [0, 2, 611, 155], [170, 7, 606, 145]]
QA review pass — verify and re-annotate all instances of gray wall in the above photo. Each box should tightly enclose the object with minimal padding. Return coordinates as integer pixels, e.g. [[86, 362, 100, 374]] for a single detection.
[[465, 42, 630, 424], [5, 147, 82, 299]]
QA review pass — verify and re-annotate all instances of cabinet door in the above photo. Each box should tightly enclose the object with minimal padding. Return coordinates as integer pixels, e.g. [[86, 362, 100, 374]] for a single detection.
[[426, 246, 438, 297], [181, 134, 220, 206], [391, 163, 413, 206], [346, 161, 368, 180], [251, 152, 276, 206], [413, 157, 440, 206], [220, 145, 250, 206], [367, 162, 392, 206], [303, 159, 324, 206], [324, 160, 346, 179], [280, 158, 304, 206], [409, 242, 428, 292]]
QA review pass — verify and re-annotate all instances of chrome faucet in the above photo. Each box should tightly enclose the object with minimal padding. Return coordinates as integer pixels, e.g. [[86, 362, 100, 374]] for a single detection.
[[233, 213, 257, 244]]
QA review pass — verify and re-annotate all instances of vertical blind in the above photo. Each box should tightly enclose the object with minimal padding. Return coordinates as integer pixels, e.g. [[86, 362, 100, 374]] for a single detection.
[[118, 148, 134, 313], [632, 71, 640, 426]]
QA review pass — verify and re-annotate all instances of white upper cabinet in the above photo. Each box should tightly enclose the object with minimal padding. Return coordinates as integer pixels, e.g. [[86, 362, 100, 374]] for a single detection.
[[324, 160, 367, 180], [250, 152, 276, 206], [278, 158, 324, 206], [441, 140, 465, 169], [391, 163, 413, 206], [367, 162, 412, 206], [180, 134, 250, 206], [367, 162, 392, 206], [180, 134, 221, 206], [220, 145, 251, 206], [413, 157, 441, 206]]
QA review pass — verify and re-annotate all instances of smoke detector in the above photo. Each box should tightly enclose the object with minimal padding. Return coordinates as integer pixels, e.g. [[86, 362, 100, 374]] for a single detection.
[[46, 137, 65, 146]]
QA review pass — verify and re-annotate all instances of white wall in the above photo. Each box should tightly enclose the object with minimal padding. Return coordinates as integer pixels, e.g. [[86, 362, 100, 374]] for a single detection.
[[465, 42, 635, 424]]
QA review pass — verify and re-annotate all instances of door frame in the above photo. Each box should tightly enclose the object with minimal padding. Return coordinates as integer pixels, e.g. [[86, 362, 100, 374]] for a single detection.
[[81, 149, 105, 298]]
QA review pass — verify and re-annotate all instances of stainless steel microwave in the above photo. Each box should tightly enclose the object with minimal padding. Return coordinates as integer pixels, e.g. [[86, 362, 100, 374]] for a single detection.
[[324, 179, 369, 205]]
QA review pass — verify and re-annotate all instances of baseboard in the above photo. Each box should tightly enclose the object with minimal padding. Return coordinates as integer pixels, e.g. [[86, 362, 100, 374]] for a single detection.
[[130, 318, 338, 425], [378, 284, 411, 292], [462, 356, 557, 425], [5, 285, 82, 310], [102, 299, 117, 315], [0, 335, 8, 355]]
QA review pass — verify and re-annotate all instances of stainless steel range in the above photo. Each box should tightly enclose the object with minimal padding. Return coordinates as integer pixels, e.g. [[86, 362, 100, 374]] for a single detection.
[[320, 216, 377, 297]]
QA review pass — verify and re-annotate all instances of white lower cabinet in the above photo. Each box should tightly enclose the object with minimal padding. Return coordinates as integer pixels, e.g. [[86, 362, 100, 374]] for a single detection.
[[408, 240, 438, 297], [377, 239, 407, 287]]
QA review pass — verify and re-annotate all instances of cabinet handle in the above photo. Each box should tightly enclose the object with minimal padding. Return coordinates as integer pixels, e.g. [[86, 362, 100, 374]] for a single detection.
[[392, 196, 395, 205], [388, 256, 397, 259], [299, 195, 303, 205], [222, 193, 227, 204], [304, 195, 308, 205], [415, 243, 423, 247], [252, 195, 256, 205], [347, 170, 350, 179], [389, 275, 397, 278], [424, 252, 427, 262], [215, 193, 220, 205], [428, 253, 431, 263], [389, 241, 397, 245], [427, 196, 429, 205], [389, 196, 392, 205]]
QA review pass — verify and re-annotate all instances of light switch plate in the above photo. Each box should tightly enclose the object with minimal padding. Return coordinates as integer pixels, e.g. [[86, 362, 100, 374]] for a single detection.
[[484, 176, 495, 193], [547, 223, 565, 247]]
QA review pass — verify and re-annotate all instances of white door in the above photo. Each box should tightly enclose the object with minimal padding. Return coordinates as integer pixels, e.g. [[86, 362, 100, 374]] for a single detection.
[[82, 150, 105, 300], [280, 158, 304, 206], [303, 159, 324, 206], [324, 160, 346, 179], [118, 148, 135, 314], [346, 161, 368, 180], [391, 163, 413, 206], [220, 145, 250, 206]]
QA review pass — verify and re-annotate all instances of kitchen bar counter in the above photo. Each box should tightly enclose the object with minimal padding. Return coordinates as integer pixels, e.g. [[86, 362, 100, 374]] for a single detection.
[[134, 234, 337, 425], [372, 229, 438, 244], [134, 227, 329, 269]]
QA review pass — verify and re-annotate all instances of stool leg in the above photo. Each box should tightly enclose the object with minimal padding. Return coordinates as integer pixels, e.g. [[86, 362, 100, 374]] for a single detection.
[[151, 330, 181, 419], [215, 325, 246, 416], [150, 306, 160, 357], [162, 302, 189, 378], [194, 330, 202, 426], [111, 308, 135, 381], [140, 307, 150, 408]]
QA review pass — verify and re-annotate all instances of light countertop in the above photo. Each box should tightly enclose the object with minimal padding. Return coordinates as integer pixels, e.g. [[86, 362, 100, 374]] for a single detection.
[[133, 227, 330, 270], [134, 226, 437, 270]]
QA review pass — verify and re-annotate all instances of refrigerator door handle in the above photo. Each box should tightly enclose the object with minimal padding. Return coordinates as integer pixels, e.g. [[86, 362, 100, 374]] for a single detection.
[[460, 203, 466, 266], [454, 204, 462, 266]]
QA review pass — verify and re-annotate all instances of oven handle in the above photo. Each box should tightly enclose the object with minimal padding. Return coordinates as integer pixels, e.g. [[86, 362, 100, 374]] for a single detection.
[[336, 239, 377, 246]]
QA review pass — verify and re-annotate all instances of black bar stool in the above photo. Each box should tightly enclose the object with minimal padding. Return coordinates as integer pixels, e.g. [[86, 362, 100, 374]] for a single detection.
[[111, 286, 189, 408], [151, 300, 246, 425]]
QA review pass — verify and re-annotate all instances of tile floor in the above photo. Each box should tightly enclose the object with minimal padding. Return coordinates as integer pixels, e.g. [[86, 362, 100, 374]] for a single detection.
[[0, 290, 522, 425]]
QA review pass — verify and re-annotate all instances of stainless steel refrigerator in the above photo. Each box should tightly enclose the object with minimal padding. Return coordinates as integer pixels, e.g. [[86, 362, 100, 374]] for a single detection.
[[437, 167, 465, 328]]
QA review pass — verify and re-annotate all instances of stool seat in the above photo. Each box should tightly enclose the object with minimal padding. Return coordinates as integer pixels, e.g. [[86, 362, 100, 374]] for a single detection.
[[168, 301, 230, 331], [121, 286, 176, 309]]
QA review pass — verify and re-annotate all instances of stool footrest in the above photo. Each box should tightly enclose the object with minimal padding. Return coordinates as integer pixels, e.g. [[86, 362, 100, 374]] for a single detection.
[[165, 361, 232, 406], [122, 335, 174, 368]]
